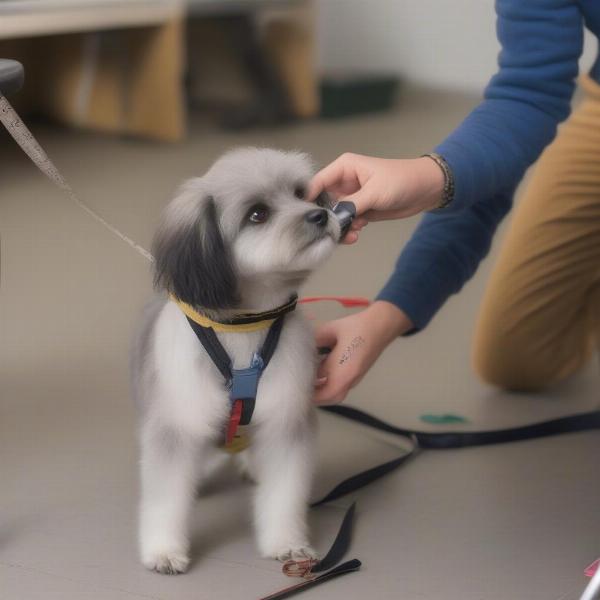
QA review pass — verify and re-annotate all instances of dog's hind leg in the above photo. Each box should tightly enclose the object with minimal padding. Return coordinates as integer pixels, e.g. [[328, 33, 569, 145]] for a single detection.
[[138, 422, 199, 575], [251, 422, 318, 562]]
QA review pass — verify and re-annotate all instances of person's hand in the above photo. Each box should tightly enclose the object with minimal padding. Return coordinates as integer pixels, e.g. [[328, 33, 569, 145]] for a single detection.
[[314, 301, 413, 404], [309, 154, 445, 243]]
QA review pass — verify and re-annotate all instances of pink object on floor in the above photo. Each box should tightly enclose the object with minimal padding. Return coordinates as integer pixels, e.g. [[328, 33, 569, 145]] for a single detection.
[[584, 558, 600, 577]]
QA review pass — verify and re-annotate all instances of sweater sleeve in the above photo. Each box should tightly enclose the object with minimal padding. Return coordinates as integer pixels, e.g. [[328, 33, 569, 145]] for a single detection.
[[377, 0, 584, 331], [436, 0, 584, 213], [377, 192, 512, 330]]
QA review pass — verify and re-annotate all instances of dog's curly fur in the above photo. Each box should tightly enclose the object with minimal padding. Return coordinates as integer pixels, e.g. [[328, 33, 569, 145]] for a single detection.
[[131, 148, 340, 574]]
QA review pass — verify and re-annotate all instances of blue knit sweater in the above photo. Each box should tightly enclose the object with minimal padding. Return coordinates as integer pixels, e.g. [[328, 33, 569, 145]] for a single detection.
[[377, 0, 600, 330]]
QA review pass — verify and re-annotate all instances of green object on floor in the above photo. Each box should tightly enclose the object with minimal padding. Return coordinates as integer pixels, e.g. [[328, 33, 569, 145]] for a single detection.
[[420, 413, 469, 425]]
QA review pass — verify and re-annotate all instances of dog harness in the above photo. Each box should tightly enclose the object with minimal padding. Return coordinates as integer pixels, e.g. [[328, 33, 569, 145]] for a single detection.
[[175, 295, 298, 452]]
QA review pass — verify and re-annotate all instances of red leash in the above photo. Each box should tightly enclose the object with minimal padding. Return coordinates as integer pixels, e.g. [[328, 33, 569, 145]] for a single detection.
[[299, 296, 370, 308]]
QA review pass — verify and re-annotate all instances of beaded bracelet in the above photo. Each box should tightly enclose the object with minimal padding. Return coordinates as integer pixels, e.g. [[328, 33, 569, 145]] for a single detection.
[[422, 152, 455, 211]]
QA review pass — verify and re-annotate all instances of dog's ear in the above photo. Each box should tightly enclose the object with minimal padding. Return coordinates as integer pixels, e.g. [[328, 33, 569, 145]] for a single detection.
[[152, 195, 239, 309]]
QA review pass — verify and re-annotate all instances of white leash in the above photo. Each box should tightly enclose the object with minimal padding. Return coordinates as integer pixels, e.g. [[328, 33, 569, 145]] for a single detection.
[[0, 93, 154, 263]]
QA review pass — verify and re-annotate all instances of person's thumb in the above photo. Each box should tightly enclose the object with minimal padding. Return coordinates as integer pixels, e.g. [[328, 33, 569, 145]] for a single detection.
[[338, 182, 377, 216], [315, 321, 338, 352]]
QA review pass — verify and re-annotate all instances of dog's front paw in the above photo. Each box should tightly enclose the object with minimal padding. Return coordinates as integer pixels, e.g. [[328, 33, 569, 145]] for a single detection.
[[276, 546, 318, 563], [264, 544, 318, 563], [142, 548, 190, 575]]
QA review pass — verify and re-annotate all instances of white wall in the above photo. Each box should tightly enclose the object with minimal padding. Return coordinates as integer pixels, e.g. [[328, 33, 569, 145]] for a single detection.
[[316, 0, 597, 93]]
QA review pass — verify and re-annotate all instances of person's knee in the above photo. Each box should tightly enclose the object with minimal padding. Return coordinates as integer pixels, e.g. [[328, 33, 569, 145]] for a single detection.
[[473, 300, 594, 392], [472, 329, 551, 393]]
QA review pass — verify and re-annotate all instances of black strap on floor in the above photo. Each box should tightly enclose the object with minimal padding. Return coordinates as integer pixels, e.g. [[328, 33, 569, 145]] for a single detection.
[[311, 448, 418, 507], [322, 404, 600, 449], [260, 405, 600, 599], [315, 405, 600, 503], [310, 502, 357, 573]]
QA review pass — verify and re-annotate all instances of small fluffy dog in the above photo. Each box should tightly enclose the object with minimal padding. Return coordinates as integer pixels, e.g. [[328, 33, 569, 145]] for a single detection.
[[131, 147, 341, 574]]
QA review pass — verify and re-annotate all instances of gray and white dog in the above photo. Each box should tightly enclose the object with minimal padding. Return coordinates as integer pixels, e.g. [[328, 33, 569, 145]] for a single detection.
[[131, 147, 340, 574]]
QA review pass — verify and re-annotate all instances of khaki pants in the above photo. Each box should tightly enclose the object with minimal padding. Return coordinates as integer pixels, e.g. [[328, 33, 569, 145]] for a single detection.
[[473, 76, 600, 391]]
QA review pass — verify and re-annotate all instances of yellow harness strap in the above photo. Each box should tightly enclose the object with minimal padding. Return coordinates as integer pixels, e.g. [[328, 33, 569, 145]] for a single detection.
[[173, 298, 276, 333]]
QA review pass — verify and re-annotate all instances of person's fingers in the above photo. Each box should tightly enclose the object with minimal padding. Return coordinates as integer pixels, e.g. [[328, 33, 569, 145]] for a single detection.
[[314, 322, 338, 352], [337, 183, 379, 217], [313, 371, 350, 404], [329, 180, 361, 197], [313, 369, 348, 404], [313, 347, 359, 404], [361, 207, 413, 222], [315, 324, 349, 378], [308, 154, 359, 201], [337, 210, 367, 245], [316, 360, 328, 380], [308, 163, 345, 201], [314, 389, 346, 405], [352, 216, 369, 229], [341, 231, 359, 244], [318, 181, 361, 200], [315, 352, 333, 387]]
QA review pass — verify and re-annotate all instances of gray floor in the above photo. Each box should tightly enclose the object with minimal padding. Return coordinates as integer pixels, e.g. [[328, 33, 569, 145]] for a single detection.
[[1, 87, 599, 600]]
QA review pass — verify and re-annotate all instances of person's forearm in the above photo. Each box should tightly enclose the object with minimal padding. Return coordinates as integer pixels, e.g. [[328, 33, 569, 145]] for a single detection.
[[377, 192, 513, 331], [364, 300, 414, 342]]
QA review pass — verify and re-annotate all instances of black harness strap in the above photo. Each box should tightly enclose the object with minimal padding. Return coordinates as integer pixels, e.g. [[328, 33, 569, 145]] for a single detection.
[[186, 315, 287, 427], [186, 317, 232, 382], [259, 315, 285, 367], [186, 315, 285, 383]]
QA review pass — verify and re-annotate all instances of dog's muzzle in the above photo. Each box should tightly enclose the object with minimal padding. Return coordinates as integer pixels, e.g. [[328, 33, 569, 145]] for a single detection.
[[304, 208, 328, 227]]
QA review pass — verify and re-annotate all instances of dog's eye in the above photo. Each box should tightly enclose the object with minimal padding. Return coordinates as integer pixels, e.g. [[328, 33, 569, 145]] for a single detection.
[[294, 185, 306, 200], [247, 203, 270, 224]]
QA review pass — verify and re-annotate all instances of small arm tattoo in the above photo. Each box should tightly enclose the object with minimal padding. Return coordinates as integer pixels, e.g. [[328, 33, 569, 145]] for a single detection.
[[338, 336, 365, 365]]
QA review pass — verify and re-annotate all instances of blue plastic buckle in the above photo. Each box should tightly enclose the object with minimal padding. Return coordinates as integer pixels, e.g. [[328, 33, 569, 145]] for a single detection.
[[230, 353, 264, 425]]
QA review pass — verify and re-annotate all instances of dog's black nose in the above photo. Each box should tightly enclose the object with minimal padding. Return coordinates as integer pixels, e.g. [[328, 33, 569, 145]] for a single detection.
[[304, 209, 328, 227]]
